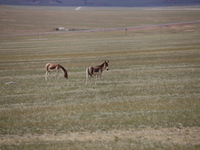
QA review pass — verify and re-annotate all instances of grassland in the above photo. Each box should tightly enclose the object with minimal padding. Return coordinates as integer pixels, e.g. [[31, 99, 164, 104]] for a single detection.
[[0, 5, 200, 150]]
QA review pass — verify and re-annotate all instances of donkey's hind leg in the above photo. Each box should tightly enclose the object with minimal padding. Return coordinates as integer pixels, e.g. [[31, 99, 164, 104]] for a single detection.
[[85, 68, 88, 85], [85, 68, 92, 85], [45, 71, 49, 80]]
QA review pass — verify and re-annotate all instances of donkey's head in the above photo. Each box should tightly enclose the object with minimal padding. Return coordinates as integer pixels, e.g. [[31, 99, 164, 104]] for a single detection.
[[104, 61, 109, 70], [64, 71, 68, 79]]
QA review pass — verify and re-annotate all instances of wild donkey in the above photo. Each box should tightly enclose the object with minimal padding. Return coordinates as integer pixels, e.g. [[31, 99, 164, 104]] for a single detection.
[[45, 63, 68, 80], [85, 61, 109, 85]]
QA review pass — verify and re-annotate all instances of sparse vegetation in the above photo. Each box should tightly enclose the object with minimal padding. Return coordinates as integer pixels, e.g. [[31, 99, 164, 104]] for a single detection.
[[0, 5, 200, 150]]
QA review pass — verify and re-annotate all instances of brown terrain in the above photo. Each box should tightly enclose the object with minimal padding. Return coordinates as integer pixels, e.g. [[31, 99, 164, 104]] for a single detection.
[[1, 127, 200, 146]]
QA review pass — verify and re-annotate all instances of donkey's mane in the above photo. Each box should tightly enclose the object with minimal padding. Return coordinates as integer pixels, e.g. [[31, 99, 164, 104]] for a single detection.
[[97, 63, 104, 68], [60, 65, 67, 72]]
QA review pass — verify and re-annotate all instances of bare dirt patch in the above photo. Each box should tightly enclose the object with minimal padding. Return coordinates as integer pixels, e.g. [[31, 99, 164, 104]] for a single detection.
[[1, 127, 199, 146]]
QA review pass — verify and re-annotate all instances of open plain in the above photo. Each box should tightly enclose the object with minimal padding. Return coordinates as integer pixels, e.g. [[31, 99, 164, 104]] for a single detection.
[[0, 5, 200, 150]]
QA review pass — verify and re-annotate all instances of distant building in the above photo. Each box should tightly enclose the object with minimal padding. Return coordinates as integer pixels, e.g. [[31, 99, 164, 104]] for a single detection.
[[55, 27, 69, 31]]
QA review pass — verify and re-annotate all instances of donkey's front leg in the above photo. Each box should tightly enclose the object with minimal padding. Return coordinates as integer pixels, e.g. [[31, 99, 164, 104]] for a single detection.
[[95, 75, 99, 85], [98, 70, 102, 82], [56, 71, 59, 79]]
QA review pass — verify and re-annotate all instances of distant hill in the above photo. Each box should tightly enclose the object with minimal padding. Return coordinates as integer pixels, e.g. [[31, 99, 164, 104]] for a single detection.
[[0, 0, 200, 7]]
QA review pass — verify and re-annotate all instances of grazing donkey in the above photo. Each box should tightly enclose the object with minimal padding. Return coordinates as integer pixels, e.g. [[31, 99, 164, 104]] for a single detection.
[[85, 61, 109, 85], [45, 63, 68, 80]]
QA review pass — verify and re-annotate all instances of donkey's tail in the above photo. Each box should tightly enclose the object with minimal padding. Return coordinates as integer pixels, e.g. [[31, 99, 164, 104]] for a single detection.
[[86, 67, 93, 78]]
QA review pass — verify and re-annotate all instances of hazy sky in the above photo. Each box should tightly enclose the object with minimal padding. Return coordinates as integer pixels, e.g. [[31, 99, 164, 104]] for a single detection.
[[0, 0, 200, 7]]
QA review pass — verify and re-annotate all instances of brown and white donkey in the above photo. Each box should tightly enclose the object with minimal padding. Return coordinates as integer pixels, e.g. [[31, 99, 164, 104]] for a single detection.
[[45, 63, 68, 80], [85, 61, 109, 85]]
